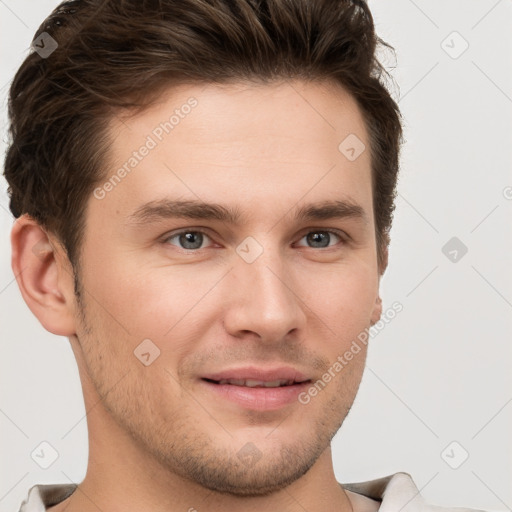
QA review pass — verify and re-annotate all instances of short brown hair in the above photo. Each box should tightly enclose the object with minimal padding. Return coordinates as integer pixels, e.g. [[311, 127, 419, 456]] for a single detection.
[[4, 0, 402, 276]]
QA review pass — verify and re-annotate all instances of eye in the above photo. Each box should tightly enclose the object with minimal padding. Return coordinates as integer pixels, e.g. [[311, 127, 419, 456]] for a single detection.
[[162, 228, 346, 252], [164, 230, 213, 250], [295, 230, 344, 249]]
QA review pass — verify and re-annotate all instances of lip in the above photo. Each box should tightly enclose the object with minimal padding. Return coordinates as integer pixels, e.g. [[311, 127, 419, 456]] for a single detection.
[[200, 366, 312, 411], [200, 379, 312, 411], [201, 366, 310, 383]]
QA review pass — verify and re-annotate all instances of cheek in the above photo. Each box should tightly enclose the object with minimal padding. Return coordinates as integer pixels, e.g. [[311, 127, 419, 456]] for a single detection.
[[81, 248, 226, 347], [295, 259, 379, 332], [81, 232, 378, 346]]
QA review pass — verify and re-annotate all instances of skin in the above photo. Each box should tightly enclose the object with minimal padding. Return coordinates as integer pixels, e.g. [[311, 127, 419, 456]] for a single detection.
[[11, 80, 387, 512]]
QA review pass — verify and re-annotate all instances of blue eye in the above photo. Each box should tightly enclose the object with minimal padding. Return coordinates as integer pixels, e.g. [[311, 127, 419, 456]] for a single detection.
[[163, 229, 345, 252], [296, 230, 343, 248], [165, 230, 211, 250]]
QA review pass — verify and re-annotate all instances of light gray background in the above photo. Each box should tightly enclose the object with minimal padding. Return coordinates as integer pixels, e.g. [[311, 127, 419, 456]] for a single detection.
[[1, 1, 511, 511]]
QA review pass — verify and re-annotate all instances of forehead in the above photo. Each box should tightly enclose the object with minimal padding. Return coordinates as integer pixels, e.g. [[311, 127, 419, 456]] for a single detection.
[[93, 80, 372, 225], [111, 79, 368, 150]]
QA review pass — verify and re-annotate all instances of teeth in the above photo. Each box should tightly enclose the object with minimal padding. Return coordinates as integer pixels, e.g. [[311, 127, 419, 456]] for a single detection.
[[217, 379, 293, 387], [263, 380, 289, 388]]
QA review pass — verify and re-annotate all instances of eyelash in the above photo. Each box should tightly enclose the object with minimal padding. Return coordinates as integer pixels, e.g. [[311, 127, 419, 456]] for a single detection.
[[162, 228, 347, 251]]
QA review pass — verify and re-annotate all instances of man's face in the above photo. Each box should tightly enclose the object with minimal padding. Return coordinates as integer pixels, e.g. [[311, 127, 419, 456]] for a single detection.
[[72, 80, 383, 495]]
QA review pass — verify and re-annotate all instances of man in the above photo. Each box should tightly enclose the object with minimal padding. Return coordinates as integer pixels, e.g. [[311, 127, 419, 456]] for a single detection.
[[4, 0, 485, 511]]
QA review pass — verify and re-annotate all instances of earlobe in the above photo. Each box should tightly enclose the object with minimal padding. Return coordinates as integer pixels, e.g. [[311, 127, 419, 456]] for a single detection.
[[370, 295, 382, 326], [370, 244, 388, 326], [10, 215, 77, 336]]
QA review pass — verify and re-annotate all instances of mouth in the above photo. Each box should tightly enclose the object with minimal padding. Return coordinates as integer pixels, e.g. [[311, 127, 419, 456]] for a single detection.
[[199, 377, 313, 411], [201, 377, 311, 388]]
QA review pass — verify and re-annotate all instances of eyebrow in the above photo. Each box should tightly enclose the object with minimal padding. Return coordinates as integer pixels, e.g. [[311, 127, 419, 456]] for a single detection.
[[126, 198, 368, 226]]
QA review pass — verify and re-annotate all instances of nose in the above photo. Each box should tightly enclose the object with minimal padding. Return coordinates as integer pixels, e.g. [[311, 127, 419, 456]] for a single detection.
[[222, 247, 307, 343]]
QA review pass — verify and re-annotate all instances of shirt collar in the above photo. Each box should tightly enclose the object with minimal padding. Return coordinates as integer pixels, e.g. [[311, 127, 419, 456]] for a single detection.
[[20, 472, 471, 512]]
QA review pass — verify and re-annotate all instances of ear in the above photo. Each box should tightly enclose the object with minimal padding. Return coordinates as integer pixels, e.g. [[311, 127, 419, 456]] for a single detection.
[[370, 244, 388, 326], [378, 242, 389, 277], [370, 295, 382, 327], [10, 214, 77, 336]]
